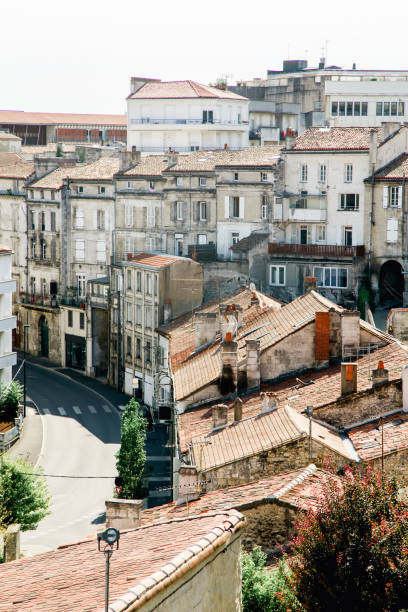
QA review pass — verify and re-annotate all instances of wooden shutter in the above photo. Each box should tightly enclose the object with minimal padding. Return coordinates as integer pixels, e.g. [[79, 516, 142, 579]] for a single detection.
[[105, 209, 110, 231], [239, 196, 245, 218], [398, 186, 403, 208], [386, 218, 398, 243], [383, 186, 389, 208], [224, 196, 229, 218]]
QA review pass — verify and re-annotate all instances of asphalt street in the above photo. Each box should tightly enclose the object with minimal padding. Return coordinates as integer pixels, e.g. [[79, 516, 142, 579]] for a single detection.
[[11, 361, 122, 557]]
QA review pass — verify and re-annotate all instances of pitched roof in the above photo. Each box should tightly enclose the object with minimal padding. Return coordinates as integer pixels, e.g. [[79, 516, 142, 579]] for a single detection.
[[163, 145, 282, 173], [191, 406, 354, 472], [0, 110, 126, 126], [230, 232, 270, 251], [0, 153, 34, 179], [369, 153, 408, 180], [0, 511, 244, 612], [127, 252, 181, 268], [140, 464, 336, 525], [347, 411, 408, 461], [128, 80, 247, 100], [120, 155, 171, 177], [178, 341, 407, 452], [29, 158, 121, 189], [0, 131, 20, 141], [291, 127, 381, 151]]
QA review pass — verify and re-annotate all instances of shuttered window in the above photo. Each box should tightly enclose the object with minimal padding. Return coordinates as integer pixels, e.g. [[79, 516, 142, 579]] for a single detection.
[[386, 218, 398, 243], [96, 240, 106, 262], [75, 240, 85, 261]]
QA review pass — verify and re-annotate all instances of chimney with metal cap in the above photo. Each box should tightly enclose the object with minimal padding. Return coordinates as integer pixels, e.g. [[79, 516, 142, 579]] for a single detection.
[[341, 362, 357, 395], [371, 361, 389, 387]]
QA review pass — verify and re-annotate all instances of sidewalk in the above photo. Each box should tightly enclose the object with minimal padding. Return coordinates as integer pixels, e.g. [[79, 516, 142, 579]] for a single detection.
[[7, 401, 43, 466]]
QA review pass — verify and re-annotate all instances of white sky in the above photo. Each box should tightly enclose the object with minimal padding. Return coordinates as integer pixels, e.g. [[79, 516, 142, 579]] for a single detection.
[[1, 0, 407, 115]]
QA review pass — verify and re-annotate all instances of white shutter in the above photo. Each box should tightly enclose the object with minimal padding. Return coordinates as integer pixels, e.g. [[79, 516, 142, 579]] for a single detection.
[[105, 209, 110, 231], [398, 186, 403, 208], [383, 186, 389, 208], [239, 196, 245, 219], [93, 210, 98, 229], [96, 240, 106, 262], [224, 196, 230, 219], [386, 218, 398, 243]]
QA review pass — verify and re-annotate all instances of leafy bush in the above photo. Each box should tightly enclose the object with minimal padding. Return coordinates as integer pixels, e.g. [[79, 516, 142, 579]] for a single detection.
[[0, 455, 50, 531], [288, 466, 408, 611], [116, 399, 147, 499], [0, 382, 23, 421], [56, 144, 63, 157], [242, 546, 302, 612]]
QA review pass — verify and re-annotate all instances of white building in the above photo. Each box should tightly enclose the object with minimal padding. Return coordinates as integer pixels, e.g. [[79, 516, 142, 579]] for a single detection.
[[0, 247, 16, 383], [127, 78, 249, 152]]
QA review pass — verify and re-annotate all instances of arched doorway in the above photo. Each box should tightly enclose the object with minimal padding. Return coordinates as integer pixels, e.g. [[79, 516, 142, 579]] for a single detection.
[[379, 260, 404, 305], [38, 316, 49, 358]]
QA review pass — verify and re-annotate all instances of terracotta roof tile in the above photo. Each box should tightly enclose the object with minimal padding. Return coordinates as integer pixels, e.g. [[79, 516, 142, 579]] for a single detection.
[[128, 80, 247, 100], [0, 131, 20, 140], [371, 153, 408, 179], [128, 253, 181, 268], [0, 511, 244, 611], [0, 153, 34, 179], [291, 127, 382, 151], [347, 411, 408, 461], [164, 145, 282, 173], [0, 110, 126, 126], [121, 155, 170, 177], [30, 158, 121, 189]]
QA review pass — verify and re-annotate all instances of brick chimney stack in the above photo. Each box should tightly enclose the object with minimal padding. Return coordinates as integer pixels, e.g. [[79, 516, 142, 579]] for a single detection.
[[194, 312, 218, 348], [371, 361, 389, 387], [341, 362, 357, 395], [303, 276, 317, 293]]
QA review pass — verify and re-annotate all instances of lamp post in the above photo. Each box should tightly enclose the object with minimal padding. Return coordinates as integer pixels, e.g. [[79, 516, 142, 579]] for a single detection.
[[304, 405, 314, 462], [97, 527, 120, 612], [23, 324, 30, 418]]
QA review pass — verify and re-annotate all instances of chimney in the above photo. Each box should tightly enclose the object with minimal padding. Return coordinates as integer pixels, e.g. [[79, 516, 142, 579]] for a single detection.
[[352, 63, 357, 70], [163, 298, 172, 323], [105, 498, 142, 530], [315, 311, 330, 363], [176, 465, 199, 505], [403, 365, 408, 412], [260, 392, 278, 414], [233, 397, 243, 422], [194, 312, 218, 348], [369, 129, 378, 168], [285, 135, 296, 150], [304, 276, 317, 293], [318, 56, 326, 69], [246, 339, 260, 390], [341, 311, 360, 358], [167, 151, 179, 167], [119, 150, 132, 172], [341, 362, 357, 395], [219, 334, 238, 395], [212, 403, 228, 430], [250, 291, 258, 306], [4, 524, 20, 562], [220, 303, 241, 340], [131, 146, 141, 164], [371, 360, 389, 387]]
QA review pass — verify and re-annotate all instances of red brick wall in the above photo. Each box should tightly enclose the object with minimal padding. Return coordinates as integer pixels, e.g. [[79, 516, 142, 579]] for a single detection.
[[315, 311, 330, 361]]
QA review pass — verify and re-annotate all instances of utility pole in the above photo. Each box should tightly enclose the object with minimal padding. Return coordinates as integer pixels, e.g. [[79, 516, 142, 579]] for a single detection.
[[23, 324, 30, 418], [304, 405, 314, 462]]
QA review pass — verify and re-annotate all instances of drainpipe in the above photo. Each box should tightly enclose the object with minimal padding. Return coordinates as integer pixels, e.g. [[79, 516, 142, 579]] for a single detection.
[[368, 178, 375, 283]]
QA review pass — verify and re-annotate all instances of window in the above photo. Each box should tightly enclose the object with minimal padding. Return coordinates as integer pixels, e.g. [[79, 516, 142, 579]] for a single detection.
[[346, 101, 353, 116], [50, 280, 58, 295], [40, 190, 44, 200], [68, 310, 73, 327], [199, 177, 207, 187], [50, 212, 56, 232], [386, 218, 398, 243], [146, 273, 152, 295], [295, 198, 307, 209], [75, 207, 84, 228], [154, 274, 158, 296], [40, 212, 46, 231], [29, 190, 34, 199], [232, 196, 240, 218], [75, 239, 85, 261], [126, 302, 132, 322], [316, 225, 326, 241], [98, 186, 106, 194], [96, 240, 106, 263], [41, 278, 47, 296], [270, 265, 285, 286], [30, 277, 36, 296], [318, 164, 327, 183], [315, 267, 347, 288], [146, 206, 155, 227], [331, 102, 338, 116], [261, 195, 268, 219], [136, 304, 142, 325], [136, 271, 142, 292], [97, 210, 105, 229], [202, 110, 213, 124], [136, 338, 141, 359], [199, 201, 207, 221], [77, 186, 83, 193], [390, 186, 402, 208], [80, 312, 85, 330], [145, 341, 151, 363], [29, 210, 35, 229], [361, 102, 368, 116], [261, 172, 268, 182], [77, 274, 86, 298], [376, 101, 404, 116], [149, 181, 155, 191], [198, 233, 207, 244], [175, 235, 183, 256], [176, 177, 183, 186], [300, 164, 308, 182], [126, 335, 131, 356], [40, 239, 47, 260], [31, 237, 36, 258], [145, 307, 152, 328], [376, 102, 382, 116], [231, 232, 239, 245], [125, 205, 133, 227], [353, 102, 360, 116], [127, 270, 132, 290], [176, 201, 184, 220], [344, 226, 353, 246], [340, 194, 359, 210], [51, 190, 55, 200], [345, 164, 353, 183], [234, 172, 239, 181], [339, 102, 345, 116]]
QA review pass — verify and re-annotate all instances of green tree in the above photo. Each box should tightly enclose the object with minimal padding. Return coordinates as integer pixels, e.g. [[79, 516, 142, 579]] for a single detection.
[[56, 144, 63, 157], [0, 381, 23, 421], [116, 398, 147, 499], [288, 466, 408, 611], [0, 455, 50, 531], [242, 546, 302, 612]]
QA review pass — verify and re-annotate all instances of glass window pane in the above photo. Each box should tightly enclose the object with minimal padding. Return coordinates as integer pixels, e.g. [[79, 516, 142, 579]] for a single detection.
[[339, 102, 345, 116], [354, 102, 360, 116], [384, 102, 390, 116], [399, 102, 405, 116], [339, 268, 347, 288], [315, 268, 323, 286], [376, 102, 382, 116], [271, 267, 276, 284], [346, 102, 353, 116], [391, 102, 397, 116], [279, 267, 285, 285], [362, 103, 368, 116], [330, 268, 336, 287], [324, 268, 331, 286], [331, 102, 338, 116]]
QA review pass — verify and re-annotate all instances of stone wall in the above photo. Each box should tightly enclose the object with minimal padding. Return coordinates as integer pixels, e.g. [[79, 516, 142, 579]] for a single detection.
[[261, 323, 315, 382], [314, 380, 402, 429], [201, 438, 349, 492], [16, 303, 62, 364], [370, 449, 408, 485], [241, 502, 299, 555]]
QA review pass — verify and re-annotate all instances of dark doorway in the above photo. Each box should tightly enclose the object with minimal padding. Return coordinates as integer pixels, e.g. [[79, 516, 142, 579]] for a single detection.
[[300, 226, 308, 245], [65, 334, 86, 370], [379, 260, 404, 304], [39, 316, 49, 358]]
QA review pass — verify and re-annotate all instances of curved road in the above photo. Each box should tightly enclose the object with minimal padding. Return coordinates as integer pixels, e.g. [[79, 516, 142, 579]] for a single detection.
[[16, 362, 121, 557]]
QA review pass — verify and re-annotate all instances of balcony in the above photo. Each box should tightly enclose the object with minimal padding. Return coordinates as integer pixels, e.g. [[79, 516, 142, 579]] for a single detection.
[[268, 243, 365, 258], [187, 244, 217, 263], [0, 315, 16, 332], [19, 293, 86, 309], [130, 118, 244, 126], [288, 208, 327, 222]]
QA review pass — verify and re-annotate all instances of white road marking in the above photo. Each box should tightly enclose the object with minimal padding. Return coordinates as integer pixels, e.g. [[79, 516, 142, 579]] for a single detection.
[[88, 405, 97, 414], [57, 406, 66, 416], [72, 406, 81, 415], [42, 408, 51, 415], [102, 405, 111, 413]]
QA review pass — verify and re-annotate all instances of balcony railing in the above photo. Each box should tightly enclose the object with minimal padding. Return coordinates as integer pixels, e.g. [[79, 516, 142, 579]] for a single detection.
[[121, 146, 247, 153], [19, 293, 87, 308], [268, 243, 365, 257], [130, 118, 244, 126], [187, 244, 217, 262]]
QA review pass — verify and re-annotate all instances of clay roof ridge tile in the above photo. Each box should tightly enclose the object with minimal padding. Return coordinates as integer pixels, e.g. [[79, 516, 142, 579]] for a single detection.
[[268, 463, 318, 502]]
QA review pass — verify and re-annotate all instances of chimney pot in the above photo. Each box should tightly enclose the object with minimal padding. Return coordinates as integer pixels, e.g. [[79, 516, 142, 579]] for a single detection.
[[372, 363, 389, 387], [233, 397, 243, 422], [304, 276, 317, 293], [378, 361, 384, 370], [212, 403, 228, 430], [341, 362, 357, 395], [226, 332, 232, 342], [260, 392, 278, 414]]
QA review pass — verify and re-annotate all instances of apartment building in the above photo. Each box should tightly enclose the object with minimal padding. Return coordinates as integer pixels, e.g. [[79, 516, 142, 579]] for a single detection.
[[127, 78, 249, 152], [0, 247, 16, 384], [109, 253, 203, 409]]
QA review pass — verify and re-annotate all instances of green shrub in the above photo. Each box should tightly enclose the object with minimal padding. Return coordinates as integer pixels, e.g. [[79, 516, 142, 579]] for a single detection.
[[56, 144, 63, 157], [0, 382, 23, 421], [115, 398, 147, 499]]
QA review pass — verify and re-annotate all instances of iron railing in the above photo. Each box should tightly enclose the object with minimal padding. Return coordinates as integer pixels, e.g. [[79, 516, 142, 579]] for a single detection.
[[268, 243, 365, 257]]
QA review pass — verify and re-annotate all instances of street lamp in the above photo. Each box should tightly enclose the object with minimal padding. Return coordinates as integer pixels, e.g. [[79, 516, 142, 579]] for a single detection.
[[23, 324, 30, 418], [97, 527, 120, 612], [303, 405, 314, 462]]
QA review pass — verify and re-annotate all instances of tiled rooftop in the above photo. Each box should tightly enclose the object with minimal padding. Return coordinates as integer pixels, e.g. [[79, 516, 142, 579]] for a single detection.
[[0, 110, 126, 126], [0, 153, 34, 179], [178, 341, 407, 453], [29, 158, 121, 189], [127, 252, 181, 268], [140, 464, 335, 525], [0, 131, 20, 141], [370, 153, 408, 180], [163, 145, 282, 173], [191, 406, 354, 472], [347, 411, 408, 461], [121, 155, 171, 177], [128, 80, 247, 100], [291, 127, 381, 151], [0, 511, 244, 612]]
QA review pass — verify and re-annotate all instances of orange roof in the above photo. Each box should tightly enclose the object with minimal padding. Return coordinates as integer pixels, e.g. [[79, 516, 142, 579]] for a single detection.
[[0, 511, 244, 611], [347, 412, 408, 461], [0, 131, 20, 140], [370, 153, 408, 180], [0, 110, 126, 126], [128, 80, 247, 100], [291, 127, 382, 151], [127, 252, 181, 268], [0, 153, 34, 179]]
